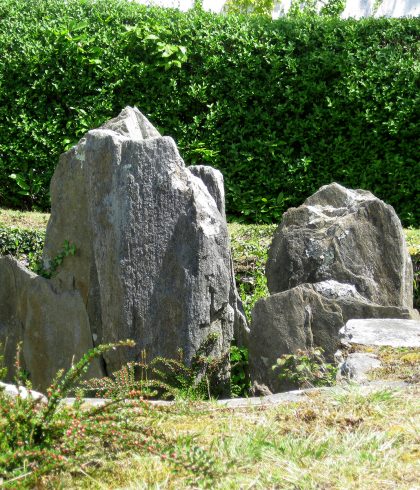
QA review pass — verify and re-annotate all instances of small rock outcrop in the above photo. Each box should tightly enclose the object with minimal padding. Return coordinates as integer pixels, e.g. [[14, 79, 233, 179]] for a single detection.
[[0, 107, 246, 392], [0, 381, 47, 403], [0, 256, 102, 391], [249, 281, 417, 393], [336, 353, 382, 384], [189, 165, 226, 219], [250, 183, 417, 394]]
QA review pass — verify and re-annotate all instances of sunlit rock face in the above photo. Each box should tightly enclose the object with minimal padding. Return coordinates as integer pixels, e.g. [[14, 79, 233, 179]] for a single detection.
[[42, 107, 246, 392], [266, 183, 413, 308], [0, 107, 247, 393], [249, 183, 417, 394], [0, 256, 103, 392]]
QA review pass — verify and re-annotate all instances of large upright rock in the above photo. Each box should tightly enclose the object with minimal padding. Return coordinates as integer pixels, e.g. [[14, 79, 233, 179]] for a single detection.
[[42, 106, 244, 386], [189, 165, 249, 346], [266, 183, 413, 308]]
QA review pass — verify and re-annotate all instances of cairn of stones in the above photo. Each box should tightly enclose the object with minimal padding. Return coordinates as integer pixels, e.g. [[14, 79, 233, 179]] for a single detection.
[[1, 109, 417, 397]]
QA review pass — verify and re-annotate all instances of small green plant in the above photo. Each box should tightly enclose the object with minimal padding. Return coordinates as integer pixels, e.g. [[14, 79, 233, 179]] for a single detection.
[[84, 333, 228, 401], [33, 240, 76, 279], [411, 252, 420, 309], [273, 347, 338, 389], [0, 228, 74, 280], [0, 340, 132, 485], [230, 345, 251, 397], [149, 333, 229, 400], [8, 170, 44, 208]]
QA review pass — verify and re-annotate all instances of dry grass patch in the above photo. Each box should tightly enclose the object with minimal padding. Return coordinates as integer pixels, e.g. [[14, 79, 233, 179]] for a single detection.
[[0, 208, 50, 230], [350, 345, 420, 384], [42, 386, 419, 489]]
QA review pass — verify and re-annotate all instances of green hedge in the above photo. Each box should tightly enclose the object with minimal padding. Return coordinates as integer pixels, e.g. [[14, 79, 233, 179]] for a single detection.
[[0, 227, 45, 269], [0, 0, 419, 224]]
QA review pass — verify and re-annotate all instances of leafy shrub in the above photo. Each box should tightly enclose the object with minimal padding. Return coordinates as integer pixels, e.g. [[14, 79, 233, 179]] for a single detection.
[[0, 0, 418, 225], [224, 0, 274, 16], [272, 347, 338, 389], [0, 227, 45, 270], [230, 345, 251, 397]]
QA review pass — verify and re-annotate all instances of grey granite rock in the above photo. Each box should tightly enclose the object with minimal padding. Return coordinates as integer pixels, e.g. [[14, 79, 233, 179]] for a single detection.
[[0, 256, 102, 391], [0, 107, 245, 393], [101, 106, 161, 140], [249, 281, 417, 393], [189, 165, 226, 219], [189, 164, 249, 346], [0, 381, 47, 403], [266, 183, 414, 308], [337, 353, 381, 383], [42, 107, 244, 390]]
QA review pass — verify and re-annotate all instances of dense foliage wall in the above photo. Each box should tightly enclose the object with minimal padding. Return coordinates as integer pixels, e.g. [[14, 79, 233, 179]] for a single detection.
[[0, 0, 418, 224]]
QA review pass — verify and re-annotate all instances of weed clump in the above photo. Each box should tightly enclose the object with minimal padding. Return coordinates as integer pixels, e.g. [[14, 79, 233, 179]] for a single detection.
[[273, 347, 338, 389], [0, 340, 220, 488]]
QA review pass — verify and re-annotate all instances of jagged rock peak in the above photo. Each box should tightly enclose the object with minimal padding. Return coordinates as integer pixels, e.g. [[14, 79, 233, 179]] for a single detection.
[[41, 107, 247, 394], [100, 106, 161, 140]]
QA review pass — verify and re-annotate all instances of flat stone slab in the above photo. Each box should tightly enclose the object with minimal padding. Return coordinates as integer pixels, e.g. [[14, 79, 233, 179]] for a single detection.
[[62, 380, 411, 410], [341, 318, 420, 348]]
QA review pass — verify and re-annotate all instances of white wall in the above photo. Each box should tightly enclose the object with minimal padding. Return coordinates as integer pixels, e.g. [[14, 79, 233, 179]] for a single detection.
[[341, 0, 420, 18], [131, 0, 225, 11], [133, 0, 420, 18]]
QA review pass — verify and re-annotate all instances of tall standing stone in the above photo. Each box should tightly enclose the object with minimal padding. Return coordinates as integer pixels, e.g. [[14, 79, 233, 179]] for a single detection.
[[189, 164, 249, 346], [42, 106, 245, 387]]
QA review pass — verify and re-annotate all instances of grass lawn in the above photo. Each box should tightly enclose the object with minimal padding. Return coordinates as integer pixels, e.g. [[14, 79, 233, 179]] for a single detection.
[[0, 207, 50, 231], [41, 386, 419, 489]]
